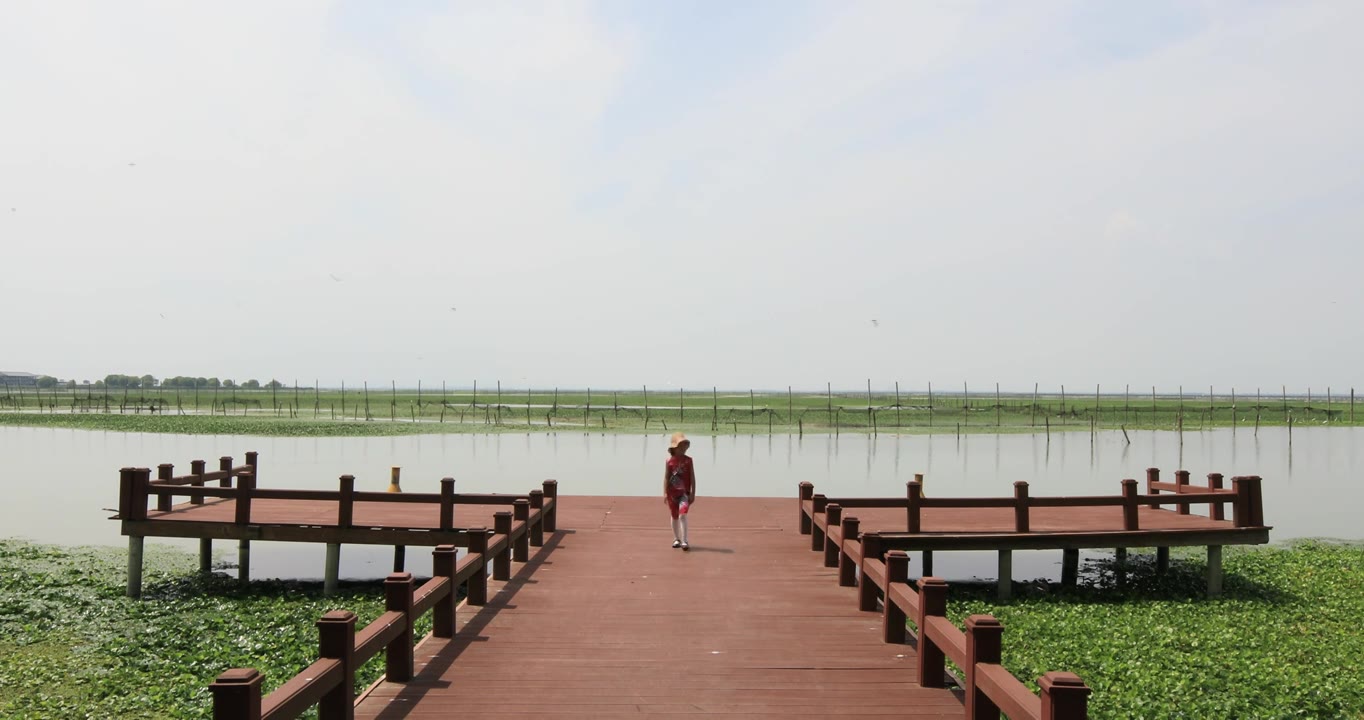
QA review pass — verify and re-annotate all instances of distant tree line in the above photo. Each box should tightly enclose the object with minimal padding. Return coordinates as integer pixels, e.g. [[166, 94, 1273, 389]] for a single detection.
[[30, 375, 291, 391]]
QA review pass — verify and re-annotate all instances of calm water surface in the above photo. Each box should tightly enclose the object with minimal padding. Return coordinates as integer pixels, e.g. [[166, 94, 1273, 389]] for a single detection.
[[2, 427, 1357, 581]]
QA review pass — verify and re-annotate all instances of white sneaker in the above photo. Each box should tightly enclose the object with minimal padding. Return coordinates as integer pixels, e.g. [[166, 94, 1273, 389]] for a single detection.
[[672, 540, 682, 548], [681, 542, 690, 551]]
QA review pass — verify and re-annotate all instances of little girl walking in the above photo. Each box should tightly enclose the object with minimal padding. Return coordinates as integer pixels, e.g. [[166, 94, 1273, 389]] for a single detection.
[[663, 432, 697, 550]]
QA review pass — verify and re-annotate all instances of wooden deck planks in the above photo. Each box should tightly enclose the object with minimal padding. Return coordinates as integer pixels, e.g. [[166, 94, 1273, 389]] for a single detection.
[[353, 496, 964, 718]]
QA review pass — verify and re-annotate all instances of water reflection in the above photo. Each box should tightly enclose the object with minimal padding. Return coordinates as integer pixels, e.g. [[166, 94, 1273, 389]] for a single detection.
[[1, 426, 1358, 581]]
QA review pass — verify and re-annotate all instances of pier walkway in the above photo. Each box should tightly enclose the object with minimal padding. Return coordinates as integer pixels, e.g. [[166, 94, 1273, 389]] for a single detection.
[[353, 495, 964, 719]]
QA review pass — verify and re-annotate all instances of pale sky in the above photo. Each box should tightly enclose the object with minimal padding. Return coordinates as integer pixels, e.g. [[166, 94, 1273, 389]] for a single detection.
[[3, 1, 1361, 393]]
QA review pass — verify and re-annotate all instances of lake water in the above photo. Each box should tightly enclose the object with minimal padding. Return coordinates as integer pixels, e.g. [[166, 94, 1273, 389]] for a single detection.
[[2, 426, 1357, 582]]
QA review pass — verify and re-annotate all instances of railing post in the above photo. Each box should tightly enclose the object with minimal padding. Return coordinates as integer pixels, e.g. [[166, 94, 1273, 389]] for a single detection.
[[1013, 481, 1030, 533], [858, 533, 884, 611], [798, 481, 814, 534], [528, 489, 545, 547], [1145, 467, 1159, 494], [337, 475, 355, 528], [234, 469, 255, 525], [1175, 470, 1191, 515], [190, 459, 206, 505], [1249, 474, 1260, 526], [916, 577, 948, 688], [1232, 476, 1249, 527], [838, 516, 860, 588], [209, 668, 263, 720], [1208, 472, 1225, 521], [118, 467, 135, 520], [385, 572, 415, 683], [907, 481, 923, 533], [541, 479, 558, 532], [245, 451, 258, 483], [1122, 478, 1139, 530], [883, 551, 909, 643], [965, 615, 1003, 720], [219, 456, 233, 488], [965, 613, 1009, 720], [131, 468, 151, 521], [317, 610, 356, 720], [439, 478, 455, 531], [810, 494, 828, 551], [1039, 671, 1091, 720], [156, 464, 174, 512], [467, 528, 489, 605], [822, 504, 843, 568], [513, 499, 530, 562], [432, 545, 457, 638], [493, 511, 513, 581]]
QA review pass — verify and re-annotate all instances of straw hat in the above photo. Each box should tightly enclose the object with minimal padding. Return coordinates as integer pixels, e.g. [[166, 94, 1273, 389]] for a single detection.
[[669, 432, 690, 449]]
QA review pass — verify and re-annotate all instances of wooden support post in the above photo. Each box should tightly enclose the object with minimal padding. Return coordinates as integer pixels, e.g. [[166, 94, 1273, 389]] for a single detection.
[[1115, 548, 1128, 589], [838, 516, 860, 587], [1040, 672, 1091, 720], [810, 494, 828, 552], [922, 551, 934, 578], [798, 482, 814, 534], [1207, 545, 1223, 598], [906, 480, 923, 533], [190, 459, 206, 505], [199, 538, 212, 575], [916, 577, 948, 688], [237, 540, 250, 586], [156, 464, 173, 512], [245, 451, 258, 482], [883, 551, 909, 643], [1013, 481, 1030, 532], [823, 504, 843, 568], [439, 478, 455, 531], [1061, 549, 1079, 588], [1208, 473, 1225, 521], [1232, 476, 1251, 527], [858, 533, 884, 611], [219, 456, 233, 489], [126, 535, 144, 599], [1145, 467, 1159, 494], [493, 511, 512, 581], [529, 490, 545, 546], [1122, 478, 1139, 530], [997, 550, 1012, 601], [965, 615, 1003, 720], [1156, 546, 1170, 575], [542, 480, 558, 532], [317, 610, 357, 720], [432, 545, 457, 638], [513, 499, 530, 562], [1175, 470, 1191, 515], [385, 572, 415, 683], [467, 528, 489, 606], [324, 543, 341, 596], [209, 668, 263, 720]]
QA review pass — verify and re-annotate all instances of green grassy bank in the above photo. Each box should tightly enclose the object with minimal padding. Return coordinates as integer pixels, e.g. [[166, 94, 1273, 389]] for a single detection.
[[1, 384, 1359, 437], [0, 541, 430, 719]]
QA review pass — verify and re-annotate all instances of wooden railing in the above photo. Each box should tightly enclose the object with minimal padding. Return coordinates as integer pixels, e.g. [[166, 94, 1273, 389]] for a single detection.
[[117, 451, 561, 534], [797, 483, 1092, 719], [207, 486, 553, 720], [798, 469, 1260, 539]]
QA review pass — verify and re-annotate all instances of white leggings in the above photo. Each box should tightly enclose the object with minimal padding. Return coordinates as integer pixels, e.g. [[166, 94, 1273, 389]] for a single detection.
[[671, 515, 689, 542]]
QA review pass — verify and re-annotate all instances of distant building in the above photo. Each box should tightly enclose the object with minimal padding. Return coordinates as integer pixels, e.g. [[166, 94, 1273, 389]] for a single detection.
[[0, 371, 39, 387]]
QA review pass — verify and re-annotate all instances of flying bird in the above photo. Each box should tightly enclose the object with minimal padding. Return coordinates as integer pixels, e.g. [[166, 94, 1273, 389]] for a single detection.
[[871, 319, 879, 328], [329, 273, 343, 282], [159, 313, 166, 320]]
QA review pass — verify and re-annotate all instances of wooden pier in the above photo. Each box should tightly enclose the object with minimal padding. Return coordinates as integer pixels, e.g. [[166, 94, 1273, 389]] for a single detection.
[[110, 460, 1272, 719]]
